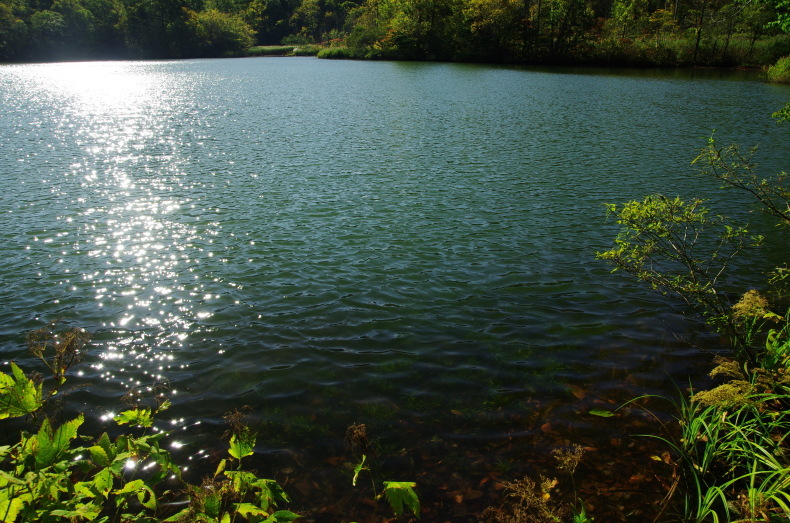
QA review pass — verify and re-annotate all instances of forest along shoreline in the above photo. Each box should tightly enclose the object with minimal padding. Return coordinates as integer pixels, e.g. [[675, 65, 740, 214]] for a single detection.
[[0, 0, 788, 68]]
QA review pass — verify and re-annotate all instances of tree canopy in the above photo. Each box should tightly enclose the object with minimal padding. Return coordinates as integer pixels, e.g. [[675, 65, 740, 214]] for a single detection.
[[0, 0, 788, 67]]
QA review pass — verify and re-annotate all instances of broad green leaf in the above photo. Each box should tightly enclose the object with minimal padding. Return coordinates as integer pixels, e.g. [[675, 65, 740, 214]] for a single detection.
[[137, 485, 157, 510], [114, 409, 153, 428], [97, 433, 113, 458], [381, 481, 420, 518], [0, 364, 43, 419], [109, 452, 133, 475], [114, 479, 145, 496], [234, 503, 269, 517], [74, 481, 96, 498], [162, 507, 192, 522], [588, 409, 615, 418], [225, 470, 257, 495], [265, 510, 301, 522], [228, 428, 255, 460], [220, 513, 231, 523], [253, 478, 290, 511], [35, 415, 84, 469], [0, 470, 25, 487], [0, 498, 23, 523], [89, 445, 110, 468], [50, 502, 101, 520], [92, 467, 114, 496]]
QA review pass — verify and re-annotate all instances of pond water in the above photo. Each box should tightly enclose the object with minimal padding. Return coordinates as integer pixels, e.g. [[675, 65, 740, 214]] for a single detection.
[[1, 58, 788, 520]]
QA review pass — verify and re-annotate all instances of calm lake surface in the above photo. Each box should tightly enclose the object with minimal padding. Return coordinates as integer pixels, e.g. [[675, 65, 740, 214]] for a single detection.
[[1, 58, 788, 520]]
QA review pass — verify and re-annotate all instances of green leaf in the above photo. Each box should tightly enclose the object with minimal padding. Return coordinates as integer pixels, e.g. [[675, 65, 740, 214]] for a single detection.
[[50, 502, 102, 520], [228, 427, 256, 460], [0, 498, 24, 523], [92, 467, 114, 497], [214, 458, 227, 478], [162, 507, 192, 522], [234, 502, 270, 517], [0, 363, 44, 419], [35, 415, 84, 469], [253, 478, 290, 511], [263, 510, 301, 522], [352, 455, 367, 487], [588, 409, 615, 418], [137, 485, 157, 510], [114, 408, 153, 428], [114, 479, 145, 496], [381, 481, 420, 518], [97, 433, 113, 457], [89, 445, 111, 468], [265, 510, 301, 522], [225, 470, 257, 496]]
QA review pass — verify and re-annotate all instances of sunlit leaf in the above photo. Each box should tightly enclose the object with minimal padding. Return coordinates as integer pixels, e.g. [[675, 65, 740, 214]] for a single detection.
[[265, 510, 301, 522], [89, 445, 111, 468], [114, 408, 153, 428], [352, 455, 367, 487], [588, 409, 615, 418], [0, 497, 23, 522], [380, 481, 420, 518], [234, 502, 269, 517], [114, 479, 145, 496], [92, 467, 114, 496], [137, 485, 157, 510], [228, 427, 255, 460], [0, 363, 44, 419]]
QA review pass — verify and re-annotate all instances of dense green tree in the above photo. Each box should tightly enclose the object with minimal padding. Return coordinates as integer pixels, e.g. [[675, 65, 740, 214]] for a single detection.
[[543, 0, 593, 57], [0, 1, 29, 60], [461, 0, 523, 59], [185, 6, 254, 54], [610, 0, 649, 38]]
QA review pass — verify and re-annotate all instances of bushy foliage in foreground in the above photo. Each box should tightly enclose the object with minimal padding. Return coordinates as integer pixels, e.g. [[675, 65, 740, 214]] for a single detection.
[[599, 104, 790, 521]]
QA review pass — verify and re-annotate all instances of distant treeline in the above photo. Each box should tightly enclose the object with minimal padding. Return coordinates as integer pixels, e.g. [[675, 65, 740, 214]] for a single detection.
[[0, 0, 788, 64]]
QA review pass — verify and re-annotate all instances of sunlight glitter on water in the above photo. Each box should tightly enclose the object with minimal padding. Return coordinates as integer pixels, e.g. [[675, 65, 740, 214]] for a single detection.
[[2, 59, 788, 520]]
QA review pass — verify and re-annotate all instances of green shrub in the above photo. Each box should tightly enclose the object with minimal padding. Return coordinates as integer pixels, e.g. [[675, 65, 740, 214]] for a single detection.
[[316, 46, 360, 59], [245, 45, 296, 56], [291, 45, 320, 56], [767, 56, 790, 83]]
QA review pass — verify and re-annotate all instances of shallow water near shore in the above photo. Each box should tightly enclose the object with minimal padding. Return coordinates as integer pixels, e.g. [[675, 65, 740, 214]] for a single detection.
[[1, 57, 788, 520]]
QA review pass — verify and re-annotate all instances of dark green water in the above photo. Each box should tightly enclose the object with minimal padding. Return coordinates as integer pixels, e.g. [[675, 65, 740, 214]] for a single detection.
[[1, 58, 788, 520]]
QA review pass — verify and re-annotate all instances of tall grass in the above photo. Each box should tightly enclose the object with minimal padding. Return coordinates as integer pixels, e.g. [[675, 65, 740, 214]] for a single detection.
[[316, 47, 361, 59], [245, 45, 297, 57], [637, 312, 790, 521]]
